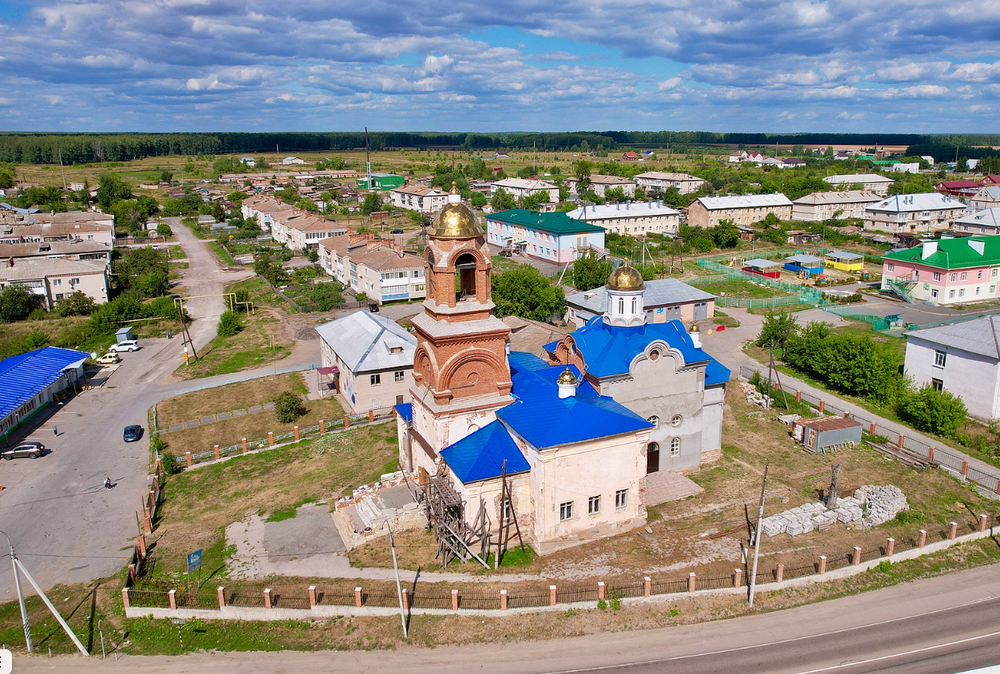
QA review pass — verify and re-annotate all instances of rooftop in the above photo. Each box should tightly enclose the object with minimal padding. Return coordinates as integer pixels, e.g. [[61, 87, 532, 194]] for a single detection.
[[955, 207, 1000, 229], [867, 193, 967, 213], [883, 235, 1000, 270], [905, 315, 1000, 360], [785, 254, 823, 265], [793, 190, 884, 205], [315, 311, 416, 374], [488, 209, 604, 235], [695, 193, 793, 210], [743, 258, 781, 268], [564, 202, 680, 221], [823, 174, 895, 184], [0, 347, 89, 422], [634, 172, 703, 182], [0, 256, 108, 282], [825, 251, 864, 261], [565, 278, 714, 315], [492, 178, 558, 191]]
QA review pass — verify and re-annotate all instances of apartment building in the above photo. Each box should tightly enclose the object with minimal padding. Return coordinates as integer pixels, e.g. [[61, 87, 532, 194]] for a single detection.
[[567, 174, 636, 198], [970, 186, 1000, 211], [822, 174, 895, 195], [564, 202, 680, 236], [0, 256, 110, 309], [389, 184, 449, 213], [881, 236, 1000, 305], [318, 233, 425, 304], [863, 193, 967, 234], [241, 195, 347, 250], [953, 208, 1000, 236], [791, 190, 884, 221], [490, 178, 560, 203], [687, 194, 793, 228], [486, 209, 605, 263], [633, 172, 706, 195]]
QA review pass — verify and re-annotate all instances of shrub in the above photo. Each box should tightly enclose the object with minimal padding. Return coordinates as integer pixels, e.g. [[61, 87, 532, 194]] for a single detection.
[[160, 453, 181, 475], [309, 283, 344, 312], [273, 391, 306, 423], [56, 291, 98, 317], [156, 223, 172, 237], [216, 310, 243, 338], [897, 384, 968, 437], [0, 284, 38, 322]]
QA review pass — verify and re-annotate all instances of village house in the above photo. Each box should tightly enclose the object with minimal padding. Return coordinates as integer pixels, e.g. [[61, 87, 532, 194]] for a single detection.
[[389, 184, 449, 213], [564, 202, 680, 236], [220, 170, 358, 184], [728, 151, 764, 164], [633, 172, 705, 195], [863, 193, 967, 234], [394, 191, 729, 554], [318, 233, 426, 304], [970, 186, 1000, 211], [0, 256, 110, 309], [903, 316, 1000, 421], [822, 173, 895, 195], [490, 178, 560, 204], [791, 190, 884, 221], [621, 151, 639, 161], [282, 156, 306, 165], [564, 278, 715, 328], [486, 209, 605, 263], [317, 310, 416, 414], [687, 193, 793, 228], [936, 180, 982, 198], [881, 236, 1000, 305], [952, 207, 1000, 236]]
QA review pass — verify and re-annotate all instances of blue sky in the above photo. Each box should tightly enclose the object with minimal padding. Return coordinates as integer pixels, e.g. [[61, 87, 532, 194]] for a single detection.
[[0, 0, 998, 133]]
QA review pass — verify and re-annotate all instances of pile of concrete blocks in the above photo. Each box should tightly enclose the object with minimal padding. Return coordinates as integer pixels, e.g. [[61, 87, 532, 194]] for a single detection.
[[761, 498, 863, 537], [855, 484, 909, 527], [738, 381, 772, 409], [833, 496, 865, 523]]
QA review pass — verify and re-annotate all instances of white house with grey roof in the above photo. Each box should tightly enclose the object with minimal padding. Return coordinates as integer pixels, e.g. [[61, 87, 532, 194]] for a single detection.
[[315, 311, 417, 414], [953, 207, 1000, 236], [904, 316, 1000, 421], [823, 173, 895, 195], [864, 193, 967, 234], [564, 278, 715, 328], [564, 202, 680, 236]]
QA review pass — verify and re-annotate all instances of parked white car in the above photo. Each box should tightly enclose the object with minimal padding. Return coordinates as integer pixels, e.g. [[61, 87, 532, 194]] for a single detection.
[[109, 340, 141, 353]]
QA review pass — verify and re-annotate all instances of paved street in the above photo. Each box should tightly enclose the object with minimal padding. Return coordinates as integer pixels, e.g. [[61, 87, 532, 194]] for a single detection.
[[17, 551, 1000, 673], [0, 220, 318, 601]]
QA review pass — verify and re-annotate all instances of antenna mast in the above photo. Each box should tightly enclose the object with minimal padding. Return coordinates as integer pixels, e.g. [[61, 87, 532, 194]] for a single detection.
[[365, 127, 372, 191]]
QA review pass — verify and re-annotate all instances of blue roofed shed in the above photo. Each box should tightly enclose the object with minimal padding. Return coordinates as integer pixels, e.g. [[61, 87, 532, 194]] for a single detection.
[[0, 346, 89, 439], [783, 254, 824, 276]]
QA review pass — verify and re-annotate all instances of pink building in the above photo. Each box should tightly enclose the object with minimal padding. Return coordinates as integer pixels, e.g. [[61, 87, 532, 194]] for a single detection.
[[881, 236, 1000, 305]]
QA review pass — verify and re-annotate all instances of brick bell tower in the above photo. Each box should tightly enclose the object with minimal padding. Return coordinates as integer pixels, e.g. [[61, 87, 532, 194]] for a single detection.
[[405, 182, 513, 470]]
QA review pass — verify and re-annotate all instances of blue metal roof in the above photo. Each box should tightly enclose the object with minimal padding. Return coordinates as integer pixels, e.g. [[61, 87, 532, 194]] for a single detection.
[[439, 419, 530, 483], [0, 347, 89, 421], [393, 403, 413, 424], [543, 317, 730, 387], [496, 352, 653, 449]]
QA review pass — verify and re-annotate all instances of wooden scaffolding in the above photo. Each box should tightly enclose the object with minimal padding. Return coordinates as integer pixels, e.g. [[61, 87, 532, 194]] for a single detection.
[[418, 472, 491, 569]]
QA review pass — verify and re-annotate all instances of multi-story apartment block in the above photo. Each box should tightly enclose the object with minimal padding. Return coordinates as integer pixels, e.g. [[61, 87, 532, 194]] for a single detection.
[[791, 190, 884, 221], [564, 202, 680, 236], [490, 178, 560, 203], [633, 172, 706, 195], [687, 194, 793, 228], [318, 233, 426, 304], [881, 236, 1000, 305], [863, 193, 967, 234], [486, 209, 605, 263], [822, 173, 895, 195], [0, 256, 110, 309], [389, 185, 449, 213]]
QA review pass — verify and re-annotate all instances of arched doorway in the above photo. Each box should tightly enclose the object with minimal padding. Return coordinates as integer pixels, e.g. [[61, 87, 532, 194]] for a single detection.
[[646, 442, 660, 474]]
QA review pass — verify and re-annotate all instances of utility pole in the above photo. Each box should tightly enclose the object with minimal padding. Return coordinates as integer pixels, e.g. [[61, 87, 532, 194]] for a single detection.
[[1, 531, 32, 652], [748, 459, 769, 608], [382, 521, 408, 638]]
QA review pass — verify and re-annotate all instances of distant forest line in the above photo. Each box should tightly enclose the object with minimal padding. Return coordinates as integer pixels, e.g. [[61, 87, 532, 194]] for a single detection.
[[0, 131, 998, 165]]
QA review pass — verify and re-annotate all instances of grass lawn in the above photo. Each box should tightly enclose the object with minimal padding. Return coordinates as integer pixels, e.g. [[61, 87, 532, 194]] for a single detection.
[[231, 275, 292, 312], [173, 303, 293, 379], [695, 278, 796, 300], [157, 386, 345, 455], [149, 422, 399, 581], [156, 372, 309, 428]]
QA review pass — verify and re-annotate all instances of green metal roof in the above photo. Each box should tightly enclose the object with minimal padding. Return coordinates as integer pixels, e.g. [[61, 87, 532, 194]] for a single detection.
[[883, 236, 1000, 270], [488, 209, 604, 235]]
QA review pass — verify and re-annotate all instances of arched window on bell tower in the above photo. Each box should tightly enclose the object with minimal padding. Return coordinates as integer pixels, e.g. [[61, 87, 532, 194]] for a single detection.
[[455, 252, 478, 301]]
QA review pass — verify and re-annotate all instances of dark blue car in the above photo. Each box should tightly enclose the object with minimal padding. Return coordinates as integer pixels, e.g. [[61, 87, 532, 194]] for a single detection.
[[123, 425, 143, 443]]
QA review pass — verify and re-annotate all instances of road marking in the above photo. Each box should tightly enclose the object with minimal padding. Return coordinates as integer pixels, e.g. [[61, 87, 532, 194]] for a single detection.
[[794, 629, 1000, 673], [538, 595, 1000, 674]]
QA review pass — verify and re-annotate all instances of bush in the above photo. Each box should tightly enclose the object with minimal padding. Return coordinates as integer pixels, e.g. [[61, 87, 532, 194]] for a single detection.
[[216, 310, 243, 337], [157, 223, 172, 237], [273, 391, 306, 423], [0, 284, 38, 322], [160, 452, 181, 475], [309, 283, 344, 311], [306, 248, 319, 263], [898, 384, 968, 438], [55, 291, 97, 317]]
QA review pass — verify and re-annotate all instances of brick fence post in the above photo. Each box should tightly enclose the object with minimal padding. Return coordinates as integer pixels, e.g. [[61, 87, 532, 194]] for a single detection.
[[402, 588, 410, 610], [852, 546, 862, 566], [155, 458, 163, 475], [733, 569, 742, 588], [344, 415, 350, 429], [961, 461, 969, 478], [948, 521, 958, 540], [928, 447, 935, 462], [996, 481, 1000, 497], [886, 537, 895, 556], [597, 581, 605, 600], [218, 586, 226, 609], [264, 588, 272, 609], [918, 530, 927, 547], [644, 576, 652, 597], [688, 573, 696, 593], [122, 587, 131, 609], [897, 434, 905, 449], [369, 410, 375, 422], [451, 589, 459, 611], [128, 563, 136, 583], [309, 586, 317, 608], [819, 400, 825, 414], [168, 589, 177, 610], [776, 563, 785, 583], [185, 451, 192, 467], [137, 533, 147, 557], [500, 589, 508, 611], [319, 420, 325, 434], [869, 422, 876, 435], [818, 555, 827, 574], [796, 391, 802, 403], [142, 516, 152, 535], [242, 438, 248, 454], [979, 514, 989, 532], [214, 444, 220, 460], [294, 426, 300, 441], [549, 585, 557, 606], [354, 587, 363, 608], [268, 432, 274, 447]]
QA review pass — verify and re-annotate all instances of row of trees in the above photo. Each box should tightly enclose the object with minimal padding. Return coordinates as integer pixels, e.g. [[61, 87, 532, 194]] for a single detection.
[[757, 314, 967, 437]]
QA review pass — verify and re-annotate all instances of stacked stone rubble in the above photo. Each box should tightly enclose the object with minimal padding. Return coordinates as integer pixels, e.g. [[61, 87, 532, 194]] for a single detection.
[[854, 484, 909, 527], [760, 485, 906, 537]]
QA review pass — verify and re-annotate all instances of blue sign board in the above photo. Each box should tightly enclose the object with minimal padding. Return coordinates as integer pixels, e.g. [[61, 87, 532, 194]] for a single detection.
[[187, 549, 202, 573]]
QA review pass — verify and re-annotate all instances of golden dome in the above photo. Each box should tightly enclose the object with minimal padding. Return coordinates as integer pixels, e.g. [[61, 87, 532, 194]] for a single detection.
[[557, 366, 577, 385], [690, 323, 699, 332], [431, 182, 483, 239], [607, 262, 645, 291]]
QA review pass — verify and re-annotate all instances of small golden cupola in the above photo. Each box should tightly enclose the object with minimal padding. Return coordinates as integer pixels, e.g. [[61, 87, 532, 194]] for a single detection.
[[557, 366, 578, 399], [606, 261, 645, 291], [430, 181, 483, 239], [603, 261, 647, 328]]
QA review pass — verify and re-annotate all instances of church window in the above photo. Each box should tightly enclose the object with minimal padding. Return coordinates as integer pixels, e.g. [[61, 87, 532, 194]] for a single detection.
[[615, 489, 628, 509], [671, 414, 683, 427], [559, 501, 574, 521], [649, 350, 660, 361], [588, 495, 601, 515], [647, 415, 659, 427], [670, 437, 681, 456], [631, 297, 637, 313], [618, 297, 624, 313]]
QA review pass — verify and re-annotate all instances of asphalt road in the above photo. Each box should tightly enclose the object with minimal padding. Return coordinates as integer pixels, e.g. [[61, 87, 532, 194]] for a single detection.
[[0, 219, 257, 601], [15, 555, 1000, 673]]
